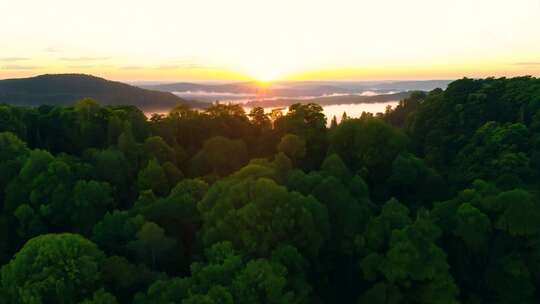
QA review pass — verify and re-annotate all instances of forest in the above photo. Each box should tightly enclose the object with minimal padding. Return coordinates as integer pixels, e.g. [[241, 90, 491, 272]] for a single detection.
[[1, 76, 540, 303]]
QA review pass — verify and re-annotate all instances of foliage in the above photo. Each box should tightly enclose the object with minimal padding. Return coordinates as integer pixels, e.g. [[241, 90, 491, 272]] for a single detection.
[[1, 77, 540, 303], [1, 233, 105, 303]]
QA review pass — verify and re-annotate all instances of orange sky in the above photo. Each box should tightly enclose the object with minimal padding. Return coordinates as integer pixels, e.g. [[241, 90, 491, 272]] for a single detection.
[[1, 0, 539, 82]]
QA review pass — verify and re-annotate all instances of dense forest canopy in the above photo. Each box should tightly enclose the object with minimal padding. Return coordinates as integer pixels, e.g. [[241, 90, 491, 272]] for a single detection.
[[1, 76, 540, 303]]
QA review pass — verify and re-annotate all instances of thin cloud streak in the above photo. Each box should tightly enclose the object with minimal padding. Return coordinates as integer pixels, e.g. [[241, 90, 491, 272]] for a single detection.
[[0, 57, 30, 62], [155, 63, 220, 70], [2, 65, 40, 70], [66, 65, 96, 69], [59, 57, 110, 61], [120, 66, 144, 70], [512, 62, 540, 66]]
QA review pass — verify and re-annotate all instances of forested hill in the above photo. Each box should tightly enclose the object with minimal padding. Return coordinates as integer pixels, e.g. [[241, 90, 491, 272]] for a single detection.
[[244, 91, 411, 107], [0, 74, 202, 111], [2, 76, 540, 303]]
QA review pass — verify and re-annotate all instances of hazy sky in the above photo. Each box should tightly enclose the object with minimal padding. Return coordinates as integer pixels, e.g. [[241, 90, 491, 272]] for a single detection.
[[1, 0, 540, 81]]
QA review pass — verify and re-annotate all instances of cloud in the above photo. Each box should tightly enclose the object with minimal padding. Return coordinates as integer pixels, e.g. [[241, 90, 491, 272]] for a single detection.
[[0, 57, 30, 62], [156, 65, 180, 70], [59, 56, 110, 61], [512, 62, 540, 66], [155, 63, 219, 70], [120, 66, 144, 70], [66, 65, 95, 69], [44, 47, 59, 53], [2, 65, 40, 70]]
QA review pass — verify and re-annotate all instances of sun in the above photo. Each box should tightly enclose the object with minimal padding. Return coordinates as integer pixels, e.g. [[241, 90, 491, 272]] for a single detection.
[[251, 70, 280, 83], [244, 64, 285, 83]]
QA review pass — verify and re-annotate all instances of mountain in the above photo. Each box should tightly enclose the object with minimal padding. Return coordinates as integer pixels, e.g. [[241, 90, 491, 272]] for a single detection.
[[0, 74, 203, 111], [141, 81, 352, 99], [244, 91, 412, 108], [141, 80, 452, 99]]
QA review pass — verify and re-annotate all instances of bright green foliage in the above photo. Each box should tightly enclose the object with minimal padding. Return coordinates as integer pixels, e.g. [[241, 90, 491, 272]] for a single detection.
[[1, 77, 540, 303], [4, 149, 55, 212], [134, 242, 311, 304], [360, 200, 459, 304], [1, 233, 105, 303], [199, 177, 329, 257], [452, 122, 532, 187]]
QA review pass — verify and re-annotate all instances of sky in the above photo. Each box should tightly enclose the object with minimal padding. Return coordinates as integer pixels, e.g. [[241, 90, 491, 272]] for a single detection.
[[1, 0, 540, 82]]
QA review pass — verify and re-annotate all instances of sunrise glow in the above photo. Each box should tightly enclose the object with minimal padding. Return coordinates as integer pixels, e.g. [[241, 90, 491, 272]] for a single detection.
[[1, 0, 539, 82]]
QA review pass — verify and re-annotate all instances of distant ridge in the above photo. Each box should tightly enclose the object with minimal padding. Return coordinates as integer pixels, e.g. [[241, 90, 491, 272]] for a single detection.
[[244, 91, 412, 108], [0, 74, 203, 111], [141, 79, 452, 96]]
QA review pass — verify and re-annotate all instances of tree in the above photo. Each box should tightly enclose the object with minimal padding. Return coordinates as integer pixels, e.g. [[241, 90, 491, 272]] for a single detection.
[[277, 134, 306, 163], [143, 136, 175, 165], [493, 189, 540, 236], [1, 233, 105, 303], [134, 242, 311, 304], [359, 201, 459, 304], [341, 111, 349, 121], [92, 210, 145, 256], [190, 136, 248, 177], [79, 289, 119, 304], [137, 159, 169, 196], [198, 177, 329, 258], [453, 203, 491, 251], [90, 148, 134, 204], [0, 132, 29, 195], [107, 115, 124, 146], [248, 107, 271, 129], [71, 180, 114, 234], [14, 204, 46, 239], [330, 115, 338, 129], [329, 118, 408, 198], [117, 127, 141, 168], [387, 153, 447, 207], [128, 222, 176, 269], [274, 103, 328, 169], [320, 153, 350, 182], [101, 256, 160, 304]]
